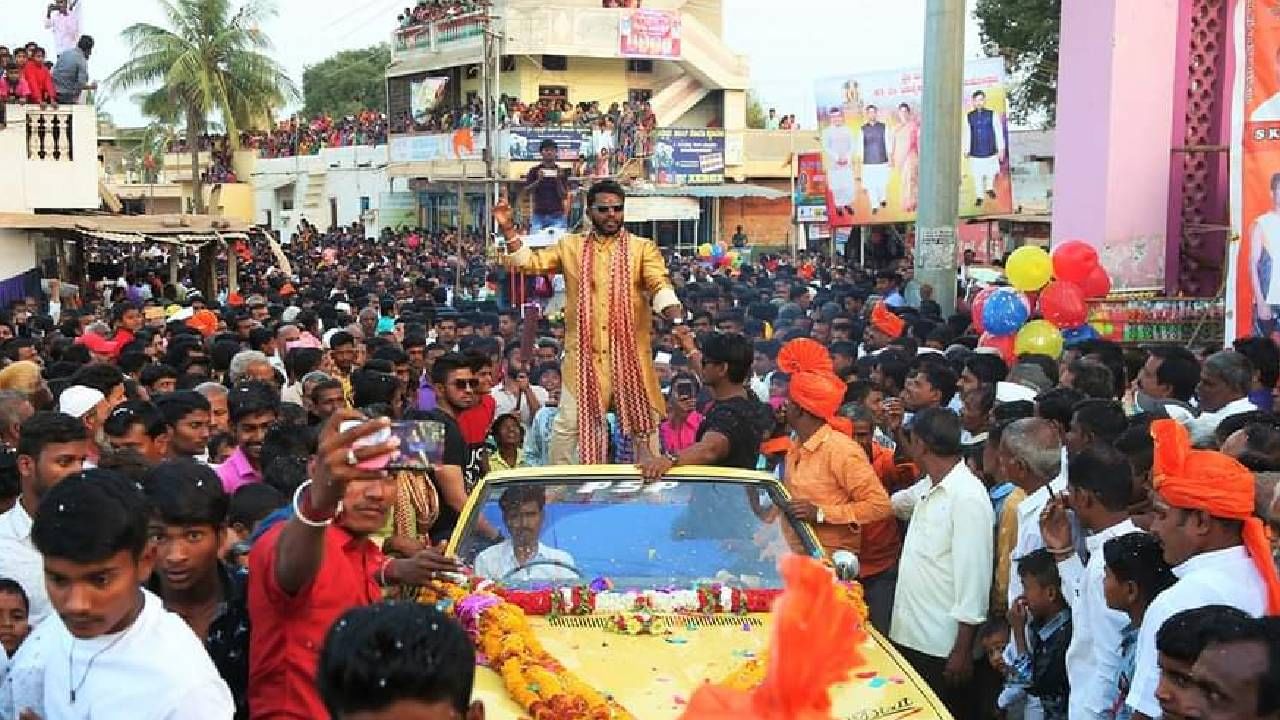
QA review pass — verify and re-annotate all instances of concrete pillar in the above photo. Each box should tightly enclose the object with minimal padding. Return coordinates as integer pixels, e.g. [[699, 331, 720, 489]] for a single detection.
[[1050, 0, 1181, 290]]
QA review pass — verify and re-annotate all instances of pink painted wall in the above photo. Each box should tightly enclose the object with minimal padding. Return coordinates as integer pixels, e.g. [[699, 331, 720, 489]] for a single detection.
[[1051, 0, 1181, 290]]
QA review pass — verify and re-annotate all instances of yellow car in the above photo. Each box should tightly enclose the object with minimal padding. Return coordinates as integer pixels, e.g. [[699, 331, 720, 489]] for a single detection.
[[432, 465, 953, 720]]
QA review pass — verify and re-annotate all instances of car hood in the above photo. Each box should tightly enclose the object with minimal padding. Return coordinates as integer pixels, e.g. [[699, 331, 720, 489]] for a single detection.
[[471, 613, 951, 720]]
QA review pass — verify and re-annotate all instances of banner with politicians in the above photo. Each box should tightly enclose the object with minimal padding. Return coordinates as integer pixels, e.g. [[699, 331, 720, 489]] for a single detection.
[[794, 151, 829, 223], [1230, 0, 1280, 342], [813, 56, 1012, 226], [651, 128, 725, 185], [619, 9, 681, 59]]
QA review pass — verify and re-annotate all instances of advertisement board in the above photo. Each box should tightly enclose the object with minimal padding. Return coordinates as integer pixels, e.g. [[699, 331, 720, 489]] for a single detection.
[[378, 192, 418, 232], [651, 128, 725, 185], [813, 56, 1012, 226], [505, 127, 593, 161], [795, 151, 828, 223], [1231, 0, 1280, 341], [389, 130, 484, 162], [619, 9, 681, 59], [410, 77, 449, 125]]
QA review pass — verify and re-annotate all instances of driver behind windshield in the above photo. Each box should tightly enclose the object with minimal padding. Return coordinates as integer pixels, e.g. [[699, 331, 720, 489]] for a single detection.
[[474, 486, 577, 582]]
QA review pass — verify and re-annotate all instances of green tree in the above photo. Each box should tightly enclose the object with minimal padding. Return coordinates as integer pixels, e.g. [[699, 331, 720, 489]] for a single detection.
[[303, 44, 391, 118], [974, 0, 1060, 126], [746, 90, 767, 129], [107, 0, 297, 216]]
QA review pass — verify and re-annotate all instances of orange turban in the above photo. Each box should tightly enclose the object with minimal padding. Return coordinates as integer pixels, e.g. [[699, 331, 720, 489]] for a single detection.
[[1151, 419, 1280, 613], [870, 302, 905, 339], [778, 339, 851, 436], [187, 309, 218, 338], [680, 555, 866, 720]]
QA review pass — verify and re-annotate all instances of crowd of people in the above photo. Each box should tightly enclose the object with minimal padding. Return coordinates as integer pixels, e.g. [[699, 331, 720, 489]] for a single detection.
[[0, 177, 1275, 718], [0, 34, 95, 107], [241, 111, 390, 158], [396, 0, 486, 32]]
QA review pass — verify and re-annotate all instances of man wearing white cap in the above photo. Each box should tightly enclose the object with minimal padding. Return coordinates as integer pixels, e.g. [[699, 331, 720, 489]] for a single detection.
[[58, 385, 106, 468]]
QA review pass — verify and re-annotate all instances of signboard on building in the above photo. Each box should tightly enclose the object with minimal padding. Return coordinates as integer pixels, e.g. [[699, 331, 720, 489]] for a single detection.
[[795, 151, 828, 223], [410, 77, 449, 125], [389, 130, 484, 162], [813, 56, 1012, 226], [504, 127, 592, 161], [378, 192, 418, 232], [651, 128, 725, 185], [619, 9, 681, 59]]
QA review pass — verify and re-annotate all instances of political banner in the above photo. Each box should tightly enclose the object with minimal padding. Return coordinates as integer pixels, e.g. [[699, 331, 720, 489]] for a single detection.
[[795, 151, 828, 222], [410, 77, 449, 125], [388, 129, 483, 162], [505, 127, 592, 161], [814, 56, 1012, 226], [619, 9, 681, 59], [378, 192, 418, 233], [651, 128, 725, 185], [1231, 0, 1280, 341]]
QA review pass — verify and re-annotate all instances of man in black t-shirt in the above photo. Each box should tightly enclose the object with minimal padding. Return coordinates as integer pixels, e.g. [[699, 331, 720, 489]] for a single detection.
[[419, 352, 494, 544], [638, 331, 773, 479], [524, 139, 569, 232]]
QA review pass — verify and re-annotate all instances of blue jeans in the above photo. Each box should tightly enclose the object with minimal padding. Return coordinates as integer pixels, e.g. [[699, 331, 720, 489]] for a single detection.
[[531, 213, 567, 233]]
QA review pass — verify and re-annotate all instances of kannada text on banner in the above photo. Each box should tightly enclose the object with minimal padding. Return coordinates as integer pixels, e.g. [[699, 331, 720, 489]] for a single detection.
[[619, 8, 682, 59], [813, 56, 1013, 226]]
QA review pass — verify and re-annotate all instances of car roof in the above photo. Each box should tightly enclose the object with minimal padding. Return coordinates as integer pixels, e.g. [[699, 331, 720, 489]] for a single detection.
[[480, 464, 781, 487]]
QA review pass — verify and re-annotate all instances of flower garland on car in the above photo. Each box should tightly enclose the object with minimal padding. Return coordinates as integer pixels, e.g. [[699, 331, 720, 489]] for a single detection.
[[417, 576, 869, 718]]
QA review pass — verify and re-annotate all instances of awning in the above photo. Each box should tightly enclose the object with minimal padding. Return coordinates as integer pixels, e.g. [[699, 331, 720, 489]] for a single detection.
[[75, 230, 251, 247], [625, 196, 701, 222], [0, 212, 254, 234], [626, 183, 788, 200], [253, 176, 297, 193]]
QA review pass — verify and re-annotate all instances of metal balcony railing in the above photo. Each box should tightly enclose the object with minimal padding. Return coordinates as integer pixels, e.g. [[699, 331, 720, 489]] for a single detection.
[[394, 11, 486, 52]]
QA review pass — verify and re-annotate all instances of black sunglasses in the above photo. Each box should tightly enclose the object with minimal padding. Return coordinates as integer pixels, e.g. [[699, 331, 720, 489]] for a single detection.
[[451, 379, 480, 390], [592, 204, 624, 213]]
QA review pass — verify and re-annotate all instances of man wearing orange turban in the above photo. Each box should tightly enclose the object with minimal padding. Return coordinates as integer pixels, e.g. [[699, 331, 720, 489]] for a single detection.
[[863, 302, 905, 353], [777, 338, 891, 559], [1125, 419, 1280, 719]]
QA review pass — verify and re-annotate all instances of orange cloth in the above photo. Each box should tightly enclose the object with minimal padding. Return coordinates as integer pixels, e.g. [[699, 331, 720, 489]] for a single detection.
[[782, 424, 892, 557], [760, 436, 793, 456], [857, 444, 904, 578], [680, 555, 866, 720], [1151, 419, 1280, 613], [778, 339, 851, 435], [227, 292, 245, 307], [870, 302, 905, 338]]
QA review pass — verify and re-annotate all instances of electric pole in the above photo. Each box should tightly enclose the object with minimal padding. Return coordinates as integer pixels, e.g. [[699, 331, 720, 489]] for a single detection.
[[914, 0, 965, 314], [480, 2, 499, 226]]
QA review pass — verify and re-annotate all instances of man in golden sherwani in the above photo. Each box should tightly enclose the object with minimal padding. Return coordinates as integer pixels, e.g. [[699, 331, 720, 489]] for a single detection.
[[494, 179, 684, 465]]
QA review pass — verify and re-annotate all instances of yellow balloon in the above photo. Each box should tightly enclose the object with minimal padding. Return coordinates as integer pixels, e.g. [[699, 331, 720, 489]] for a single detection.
[[1014, 320, 1064, 359], [1006, 245, 1053, 292], [698, 243, 712, 258]]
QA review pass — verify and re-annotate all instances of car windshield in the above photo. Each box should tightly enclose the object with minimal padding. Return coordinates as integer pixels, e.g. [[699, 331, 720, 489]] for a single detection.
[[455, 477, 818, 590]]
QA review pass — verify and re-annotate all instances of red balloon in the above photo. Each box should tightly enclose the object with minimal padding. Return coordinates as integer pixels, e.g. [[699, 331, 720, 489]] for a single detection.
[[978, 331, 1016, 365], [1052, 241, 1099, 284], [970, 286, 998, 334], [1038, 280, 1088, 328], [1080, 265, 1112, 298]]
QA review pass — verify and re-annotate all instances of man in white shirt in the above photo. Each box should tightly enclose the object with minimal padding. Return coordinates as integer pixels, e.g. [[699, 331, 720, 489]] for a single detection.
[[3, 471, 233, 719], [890, 408, 994, 716], [1125, 419, 1280, 720], [0, 412, 89, 628], [1185, 350, 1258, 445], [999, 418, 1066, 608], [1039, 444, 1141, 720], [473, 485, 577, 583], [489, 360, 548, 428]]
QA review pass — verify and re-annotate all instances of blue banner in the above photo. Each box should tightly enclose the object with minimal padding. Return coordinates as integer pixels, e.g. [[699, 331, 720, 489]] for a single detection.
[[651, 128, 725, 185], [504, 128, 592, 161]]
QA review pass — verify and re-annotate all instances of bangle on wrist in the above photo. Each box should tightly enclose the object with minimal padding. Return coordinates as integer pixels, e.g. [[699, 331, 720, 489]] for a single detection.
[[292, 480, 336, 527], [377, 557, 395, 586]]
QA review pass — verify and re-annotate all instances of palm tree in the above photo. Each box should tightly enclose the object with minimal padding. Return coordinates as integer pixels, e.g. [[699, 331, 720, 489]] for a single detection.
[[107, 0, 297, 214]]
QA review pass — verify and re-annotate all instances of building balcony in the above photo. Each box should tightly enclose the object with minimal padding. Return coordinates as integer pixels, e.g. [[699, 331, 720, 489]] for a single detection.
[[0, 104, 100, 213]]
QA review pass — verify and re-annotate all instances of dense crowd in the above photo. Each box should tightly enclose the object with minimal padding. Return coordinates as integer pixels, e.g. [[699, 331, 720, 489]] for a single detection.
[[0, 34, 94, 107], [0, 177, 1275, 719], [396, 0, 485, 31], [241, 111, 390, 158]]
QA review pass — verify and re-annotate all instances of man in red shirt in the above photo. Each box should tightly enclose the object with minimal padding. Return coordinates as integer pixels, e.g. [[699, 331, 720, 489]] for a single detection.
[[22, 46, 56, 106], [247, 411, 460, 719]]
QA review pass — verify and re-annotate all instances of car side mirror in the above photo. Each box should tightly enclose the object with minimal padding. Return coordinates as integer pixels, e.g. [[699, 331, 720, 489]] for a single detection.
[[831, 550, 860, 582]]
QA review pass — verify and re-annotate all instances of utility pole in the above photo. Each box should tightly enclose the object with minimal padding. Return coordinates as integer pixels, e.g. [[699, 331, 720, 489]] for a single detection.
[[914, 0, 965, 314], [480, 2, 499, 227]]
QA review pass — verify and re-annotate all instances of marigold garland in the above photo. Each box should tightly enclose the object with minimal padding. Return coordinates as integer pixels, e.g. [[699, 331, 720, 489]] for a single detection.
[[417, 577, 869, 718]]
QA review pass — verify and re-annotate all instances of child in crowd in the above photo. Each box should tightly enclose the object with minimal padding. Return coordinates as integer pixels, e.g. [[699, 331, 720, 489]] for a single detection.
[[1007, 549, 1073, 720], [0, 64, 30, 104], [317, 602, 484, 720], [223, 482, 285, 568], [21, 47, 55, 106], [1101, 532, 1177, 720], [0, 577, 31, 660], [981, 617, 1024, 720]]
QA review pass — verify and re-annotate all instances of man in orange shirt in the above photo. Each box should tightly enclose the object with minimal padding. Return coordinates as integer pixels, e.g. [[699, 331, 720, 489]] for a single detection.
[[776, 338, 892, 592], [839, 401, 908, 633]]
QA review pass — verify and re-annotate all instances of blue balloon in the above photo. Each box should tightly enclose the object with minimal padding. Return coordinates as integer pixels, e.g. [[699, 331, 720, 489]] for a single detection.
[[981, 288, 1030, 335], [711, 243, 725, 258], [1061, 324, 1099, 346]]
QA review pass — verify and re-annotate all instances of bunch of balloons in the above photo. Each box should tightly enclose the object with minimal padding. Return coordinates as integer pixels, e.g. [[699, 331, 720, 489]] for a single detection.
[[697, 241, 743, 269], [971, 240, 1112, 363]]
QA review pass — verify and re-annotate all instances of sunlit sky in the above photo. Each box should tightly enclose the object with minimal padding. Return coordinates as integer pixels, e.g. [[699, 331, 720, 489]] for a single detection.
[[8, 0, 984, 128]]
